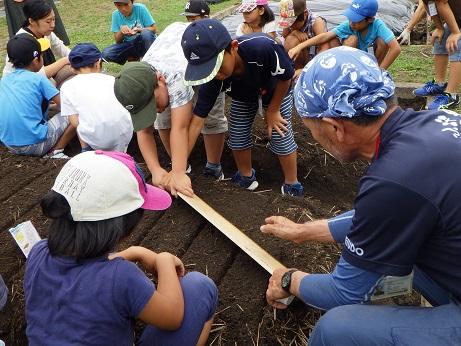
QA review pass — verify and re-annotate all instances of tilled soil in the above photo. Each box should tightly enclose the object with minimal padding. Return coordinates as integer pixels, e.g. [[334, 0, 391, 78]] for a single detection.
[[0, 112, 367, 345]]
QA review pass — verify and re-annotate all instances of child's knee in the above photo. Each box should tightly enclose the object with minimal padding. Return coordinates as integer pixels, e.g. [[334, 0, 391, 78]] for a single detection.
[[182, 272, 218, 319], [284, 34, 302, 50], [342, 35, 358, 48]]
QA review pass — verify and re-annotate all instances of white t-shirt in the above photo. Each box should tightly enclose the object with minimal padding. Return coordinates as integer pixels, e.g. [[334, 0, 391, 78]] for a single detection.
[[235, 20, 277, 37], [60, 73, 133, 152], [142, 22, 194, 110]]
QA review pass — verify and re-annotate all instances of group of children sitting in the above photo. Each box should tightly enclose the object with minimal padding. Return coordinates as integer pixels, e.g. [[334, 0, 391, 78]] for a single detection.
[[1, 0, 461, 344]]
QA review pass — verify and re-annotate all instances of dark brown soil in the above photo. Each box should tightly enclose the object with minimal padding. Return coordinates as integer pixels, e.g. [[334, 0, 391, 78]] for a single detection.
[[0, 105, 417, 345]]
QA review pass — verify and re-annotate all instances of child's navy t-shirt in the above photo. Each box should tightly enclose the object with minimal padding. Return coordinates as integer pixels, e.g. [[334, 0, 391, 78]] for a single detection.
[[194, 33, 294, 118], [24, 240, 155, 345]]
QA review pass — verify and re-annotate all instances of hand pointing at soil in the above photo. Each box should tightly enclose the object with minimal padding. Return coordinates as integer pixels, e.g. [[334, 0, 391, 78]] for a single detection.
[[260, 216, 304, 243], [261, 217, 334, 243]]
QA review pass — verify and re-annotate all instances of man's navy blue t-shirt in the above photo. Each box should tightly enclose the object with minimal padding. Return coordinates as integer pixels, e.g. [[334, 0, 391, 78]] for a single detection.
[[193, 33, 294, 118], [343, 107, 461, 301], [24, 240, 155, 345]]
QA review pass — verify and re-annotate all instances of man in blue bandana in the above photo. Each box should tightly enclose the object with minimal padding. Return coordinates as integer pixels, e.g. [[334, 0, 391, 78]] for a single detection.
[[261, 46, 461, 345]]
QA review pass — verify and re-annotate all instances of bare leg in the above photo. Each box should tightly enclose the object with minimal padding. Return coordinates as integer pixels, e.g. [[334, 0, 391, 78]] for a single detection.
[[446, 61, 461, 93], [196, 319, 213, 346], [158, 128, 171, 157], [284, 33, 310, 70], [278, 151, 298, 184], [374, 38, 389, 65], [232, 149, 252, 177], [203, 133, 225, 164], [434, 54, 449, 84], [342, 35, 358, 48], [52, 125, 76, 150]]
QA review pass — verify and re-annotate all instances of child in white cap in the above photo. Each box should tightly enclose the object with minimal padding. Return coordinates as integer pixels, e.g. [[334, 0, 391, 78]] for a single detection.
[[24, 151, 218, 345]]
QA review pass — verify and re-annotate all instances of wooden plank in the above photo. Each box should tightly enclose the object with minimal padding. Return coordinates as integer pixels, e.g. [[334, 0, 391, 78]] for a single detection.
[[178, 192, 283, 274]]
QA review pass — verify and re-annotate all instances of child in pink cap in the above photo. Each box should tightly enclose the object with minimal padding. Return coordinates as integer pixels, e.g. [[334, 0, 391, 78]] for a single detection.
[[235, 0, 277, 39], [24, 151, 218, 345]]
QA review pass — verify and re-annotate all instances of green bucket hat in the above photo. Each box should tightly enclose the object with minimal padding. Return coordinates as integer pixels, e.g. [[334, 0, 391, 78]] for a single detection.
[[114, 62, 158, 132]]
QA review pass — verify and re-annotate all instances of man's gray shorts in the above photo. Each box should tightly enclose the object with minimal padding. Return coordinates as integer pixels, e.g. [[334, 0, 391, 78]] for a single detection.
[[433, 24, 461, 62]]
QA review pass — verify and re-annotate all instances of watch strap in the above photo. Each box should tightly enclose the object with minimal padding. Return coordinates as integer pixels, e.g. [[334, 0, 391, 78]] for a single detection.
[[281, 268, 298, 293]]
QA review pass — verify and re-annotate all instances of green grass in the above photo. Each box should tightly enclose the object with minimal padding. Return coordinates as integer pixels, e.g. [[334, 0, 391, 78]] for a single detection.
[[0, 1, 459, 111], [0, 0, 237, 75]]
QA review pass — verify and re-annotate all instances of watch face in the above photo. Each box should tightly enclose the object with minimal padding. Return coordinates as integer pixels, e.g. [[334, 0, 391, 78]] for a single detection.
[[281, 272, 290, 289]]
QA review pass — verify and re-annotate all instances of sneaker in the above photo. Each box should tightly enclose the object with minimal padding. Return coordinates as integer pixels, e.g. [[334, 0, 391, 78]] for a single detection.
[[427, 93, 460, 110], [231, 169, 259, 191], [203, 166, 224, 180], [281, 182, 304, 197], [413, 80, 447, 97], [43, 149, 69, 159]]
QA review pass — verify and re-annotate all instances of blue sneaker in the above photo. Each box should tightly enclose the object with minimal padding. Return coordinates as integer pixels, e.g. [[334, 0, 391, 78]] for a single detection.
[[413, 80, 447, 97], [203, 165, 224, 180], [231, 169, 258, 191], [427, 93, 460, 110], [281, 182, 304, 197]]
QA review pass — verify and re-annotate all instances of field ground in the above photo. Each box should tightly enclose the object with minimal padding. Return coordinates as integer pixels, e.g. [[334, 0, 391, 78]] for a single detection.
[[0, 0, 453, 344]]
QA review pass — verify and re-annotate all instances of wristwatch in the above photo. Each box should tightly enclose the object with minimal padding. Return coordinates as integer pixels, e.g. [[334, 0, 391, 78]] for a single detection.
[[281, 269, 298, 293]]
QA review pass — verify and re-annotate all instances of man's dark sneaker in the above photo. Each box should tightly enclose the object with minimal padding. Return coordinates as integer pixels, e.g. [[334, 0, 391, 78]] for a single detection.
[[413, 79, 447, 97], [427, 93, 460, 110], [203, 166, 224, 180], [281, 182, 304, 197], [231, 168, 258, 191]]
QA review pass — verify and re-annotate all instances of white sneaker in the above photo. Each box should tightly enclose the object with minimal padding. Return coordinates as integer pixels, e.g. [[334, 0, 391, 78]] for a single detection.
[[43, 149, 69, 159]]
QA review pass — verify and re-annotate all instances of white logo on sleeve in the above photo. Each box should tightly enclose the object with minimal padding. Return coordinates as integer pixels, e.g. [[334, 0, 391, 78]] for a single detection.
[[271, 51, 286, 76], [345, 236, 364, 256], [434, 110, 461, 139]]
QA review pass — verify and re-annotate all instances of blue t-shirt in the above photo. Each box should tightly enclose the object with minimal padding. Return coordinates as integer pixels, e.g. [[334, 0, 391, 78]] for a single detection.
[[194, 33, 294, 117], [25, 240, 155, 346], [0, 69, 58, 146], [332, 18, 395, 51], [111, 3, 155, 42], [342, 107, 461, 302]]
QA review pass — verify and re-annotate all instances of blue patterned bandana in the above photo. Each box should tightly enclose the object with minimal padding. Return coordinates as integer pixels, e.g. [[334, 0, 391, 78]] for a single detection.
[[294, 46, 395, 118]]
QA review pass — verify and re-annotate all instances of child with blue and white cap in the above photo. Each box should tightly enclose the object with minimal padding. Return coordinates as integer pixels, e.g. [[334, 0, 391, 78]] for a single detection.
[[262, 46, 461, 345], [288, 0, 401, 70], [181, 19, 304, 197]]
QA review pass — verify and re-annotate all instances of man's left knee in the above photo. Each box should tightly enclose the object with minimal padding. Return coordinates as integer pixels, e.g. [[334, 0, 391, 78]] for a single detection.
[[310, 305, 358, 346]]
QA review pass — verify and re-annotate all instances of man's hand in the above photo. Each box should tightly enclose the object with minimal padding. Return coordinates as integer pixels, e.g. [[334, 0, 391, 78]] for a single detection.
[[446, 32, 461, 54], [265, 110, 288, 138], [266, 267, 291, 309], [431, 27, 444, 45], [164, 171, 194, 197], [261, 216, 305, 243], [397, 28, 411, 45]]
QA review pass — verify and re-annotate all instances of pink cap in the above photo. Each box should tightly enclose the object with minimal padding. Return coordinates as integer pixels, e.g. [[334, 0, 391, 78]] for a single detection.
[[237, 0, 268, 13], [98, 151, 172, 211], [52, 151, 172, 221]]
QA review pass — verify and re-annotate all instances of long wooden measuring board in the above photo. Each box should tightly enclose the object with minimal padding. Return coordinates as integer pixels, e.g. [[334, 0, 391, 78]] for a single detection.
[[178, 192, 282, 274]]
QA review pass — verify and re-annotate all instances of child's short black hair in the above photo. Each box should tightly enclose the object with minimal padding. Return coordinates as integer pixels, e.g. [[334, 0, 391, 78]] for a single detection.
[[23, 0, 53, 26], [41, 191, 145, 262], [258, 5, 275, 28], [7, 33, 42, 68]]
